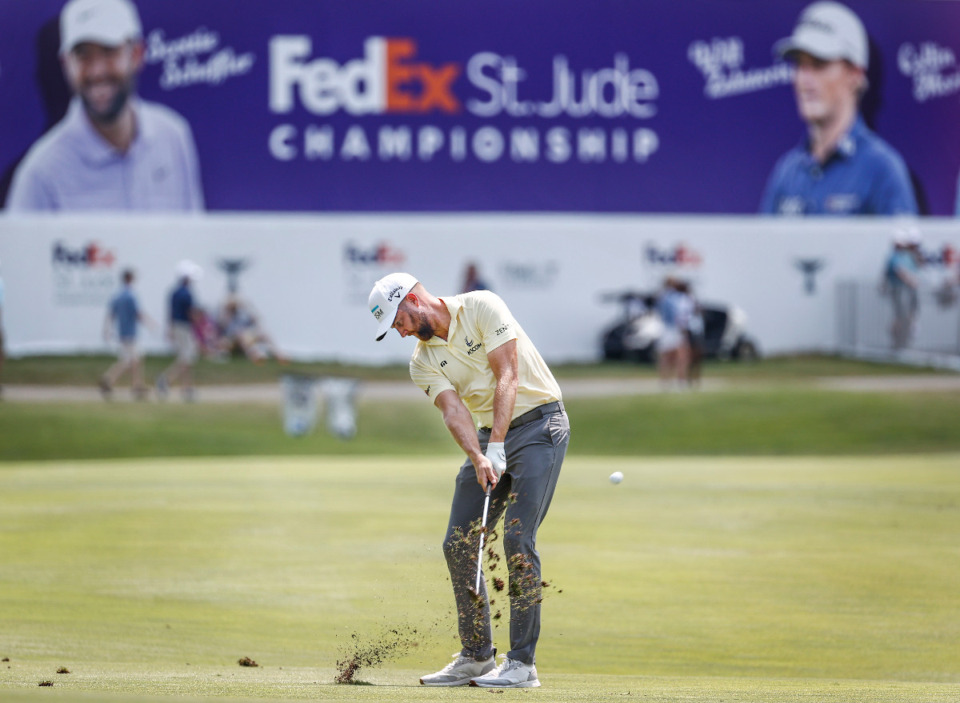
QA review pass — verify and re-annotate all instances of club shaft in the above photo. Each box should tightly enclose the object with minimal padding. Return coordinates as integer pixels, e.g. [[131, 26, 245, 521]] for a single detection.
[[474, 486, 491, 593]]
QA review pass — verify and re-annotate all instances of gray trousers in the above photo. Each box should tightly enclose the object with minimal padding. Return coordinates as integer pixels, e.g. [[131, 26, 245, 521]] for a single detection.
[[442, 406, 569, 666]]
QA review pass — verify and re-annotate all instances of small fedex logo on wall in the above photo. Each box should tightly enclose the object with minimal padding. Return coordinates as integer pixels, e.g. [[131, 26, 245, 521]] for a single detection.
[[641, 242, 704, 287], [342, 241, 407, 304], [51, 241, 117, 306], [644, 243, 703, 268]]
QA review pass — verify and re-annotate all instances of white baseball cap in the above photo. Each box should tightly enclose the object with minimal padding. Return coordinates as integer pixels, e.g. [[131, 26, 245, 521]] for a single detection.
[[175, 259, 203, 282], [60, 0, 142, 55], [774, 1, 868, 69], [368, 272, 418, 341], [893, 225, 922, 247]]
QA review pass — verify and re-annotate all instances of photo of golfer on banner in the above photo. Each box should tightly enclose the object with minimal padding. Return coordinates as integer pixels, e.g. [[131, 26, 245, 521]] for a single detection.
[[368, 272, 570, 689]]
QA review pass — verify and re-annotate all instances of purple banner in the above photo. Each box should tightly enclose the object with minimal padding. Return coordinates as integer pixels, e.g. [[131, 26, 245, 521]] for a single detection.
[[1, 0, 958, 213]]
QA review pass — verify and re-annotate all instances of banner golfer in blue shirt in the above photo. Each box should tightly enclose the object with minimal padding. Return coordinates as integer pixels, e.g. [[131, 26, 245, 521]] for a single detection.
[[760, 2, 917, 216]]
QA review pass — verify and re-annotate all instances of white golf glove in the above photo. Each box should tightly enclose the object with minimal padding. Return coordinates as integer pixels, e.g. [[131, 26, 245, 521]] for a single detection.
[[485, 441, 506, 479]]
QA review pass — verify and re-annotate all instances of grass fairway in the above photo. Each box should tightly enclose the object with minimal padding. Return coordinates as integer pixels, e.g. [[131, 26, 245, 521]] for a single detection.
[[3, 354, 946, 387], [1, 455, 958, 702], [3, 389, 960, 461]]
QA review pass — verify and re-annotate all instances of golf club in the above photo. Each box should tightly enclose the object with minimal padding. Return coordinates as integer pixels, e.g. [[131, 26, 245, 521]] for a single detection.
[[474, 484, 492, 594]]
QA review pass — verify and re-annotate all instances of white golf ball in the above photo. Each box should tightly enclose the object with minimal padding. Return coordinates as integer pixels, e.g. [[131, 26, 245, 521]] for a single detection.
[[609, 471, 624, 484]]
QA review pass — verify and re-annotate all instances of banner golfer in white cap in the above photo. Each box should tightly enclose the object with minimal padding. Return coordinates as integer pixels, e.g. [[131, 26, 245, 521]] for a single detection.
[[368, 273, 570, 689], [7, 0, 204, 211], [760, 1, 917, 215]]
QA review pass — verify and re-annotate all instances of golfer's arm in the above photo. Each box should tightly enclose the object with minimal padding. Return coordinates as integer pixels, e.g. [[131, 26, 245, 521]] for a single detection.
[[435, 390, 484, 465], [486, 339, 518, 443]]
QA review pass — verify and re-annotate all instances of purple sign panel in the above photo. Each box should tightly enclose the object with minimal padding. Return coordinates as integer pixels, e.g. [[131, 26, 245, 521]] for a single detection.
[[1, 0, 958, 213]]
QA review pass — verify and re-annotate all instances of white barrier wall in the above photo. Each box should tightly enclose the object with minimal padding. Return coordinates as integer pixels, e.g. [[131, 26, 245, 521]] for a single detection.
[[1, 215, 958, 363]]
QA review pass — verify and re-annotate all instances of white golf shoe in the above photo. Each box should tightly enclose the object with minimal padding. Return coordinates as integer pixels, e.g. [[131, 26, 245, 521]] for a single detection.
[[419, 652, 496, 687], [469, 655, 541, 688]]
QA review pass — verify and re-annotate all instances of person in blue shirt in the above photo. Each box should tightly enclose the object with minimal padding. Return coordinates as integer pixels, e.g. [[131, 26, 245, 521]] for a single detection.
[[955, 172, 960, 217], [460, 262, 492, 294], [882, 227, 922, 349], [100, 268, 154, 399], [156, 260, 203, 401], [760, 2, 917, 216], [655, 277, 691, 389]]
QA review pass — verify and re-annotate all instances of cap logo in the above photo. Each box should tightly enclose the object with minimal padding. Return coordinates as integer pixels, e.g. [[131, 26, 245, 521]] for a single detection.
[[369, 273, 417, 341], [800, 18, 836, 36]]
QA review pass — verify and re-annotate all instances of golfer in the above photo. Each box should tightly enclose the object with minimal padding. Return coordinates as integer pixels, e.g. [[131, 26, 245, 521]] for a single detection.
[[368, 273, 569, 689]]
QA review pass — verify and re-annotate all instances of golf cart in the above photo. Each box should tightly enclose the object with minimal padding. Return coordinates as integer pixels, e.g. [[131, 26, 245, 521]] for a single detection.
[[600, 290, 760, 363]]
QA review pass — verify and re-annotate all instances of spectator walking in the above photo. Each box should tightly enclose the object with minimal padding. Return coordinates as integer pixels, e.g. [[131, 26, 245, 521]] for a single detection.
[[100, 267, 153, 399], [156, 260, 202, 400]]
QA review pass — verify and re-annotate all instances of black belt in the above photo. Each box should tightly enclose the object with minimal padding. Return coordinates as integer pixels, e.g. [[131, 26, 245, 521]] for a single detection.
[[481, 401, 564, 433]]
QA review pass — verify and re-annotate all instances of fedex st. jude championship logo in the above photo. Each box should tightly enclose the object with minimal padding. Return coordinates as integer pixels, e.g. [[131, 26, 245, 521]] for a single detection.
[[268, 35, 661, 165]]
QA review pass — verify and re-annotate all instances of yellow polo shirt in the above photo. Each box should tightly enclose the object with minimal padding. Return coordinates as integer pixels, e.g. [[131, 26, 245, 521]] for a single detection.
[[409, 291, 562, 429]]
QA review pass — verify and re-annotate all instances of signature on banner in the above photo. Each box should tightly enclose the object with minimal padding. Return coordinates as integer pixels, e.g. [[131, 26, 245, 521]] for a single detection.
[[145, 27, 255, 89], [898, 42, 960, 102], [688, 36, 792, 99]]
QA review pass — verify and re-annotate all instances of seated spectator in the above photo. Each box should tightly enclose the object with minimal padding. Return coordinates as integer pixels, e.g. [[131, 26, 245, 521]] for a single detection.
[[216, 296, 286, 363]]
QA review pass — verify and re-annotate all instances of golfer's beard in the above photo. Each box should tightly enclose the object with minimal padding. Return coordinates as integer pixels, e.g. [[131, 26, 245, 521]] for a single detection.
[[414, 315, 434, 341], [83, 82, 132, 125]]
